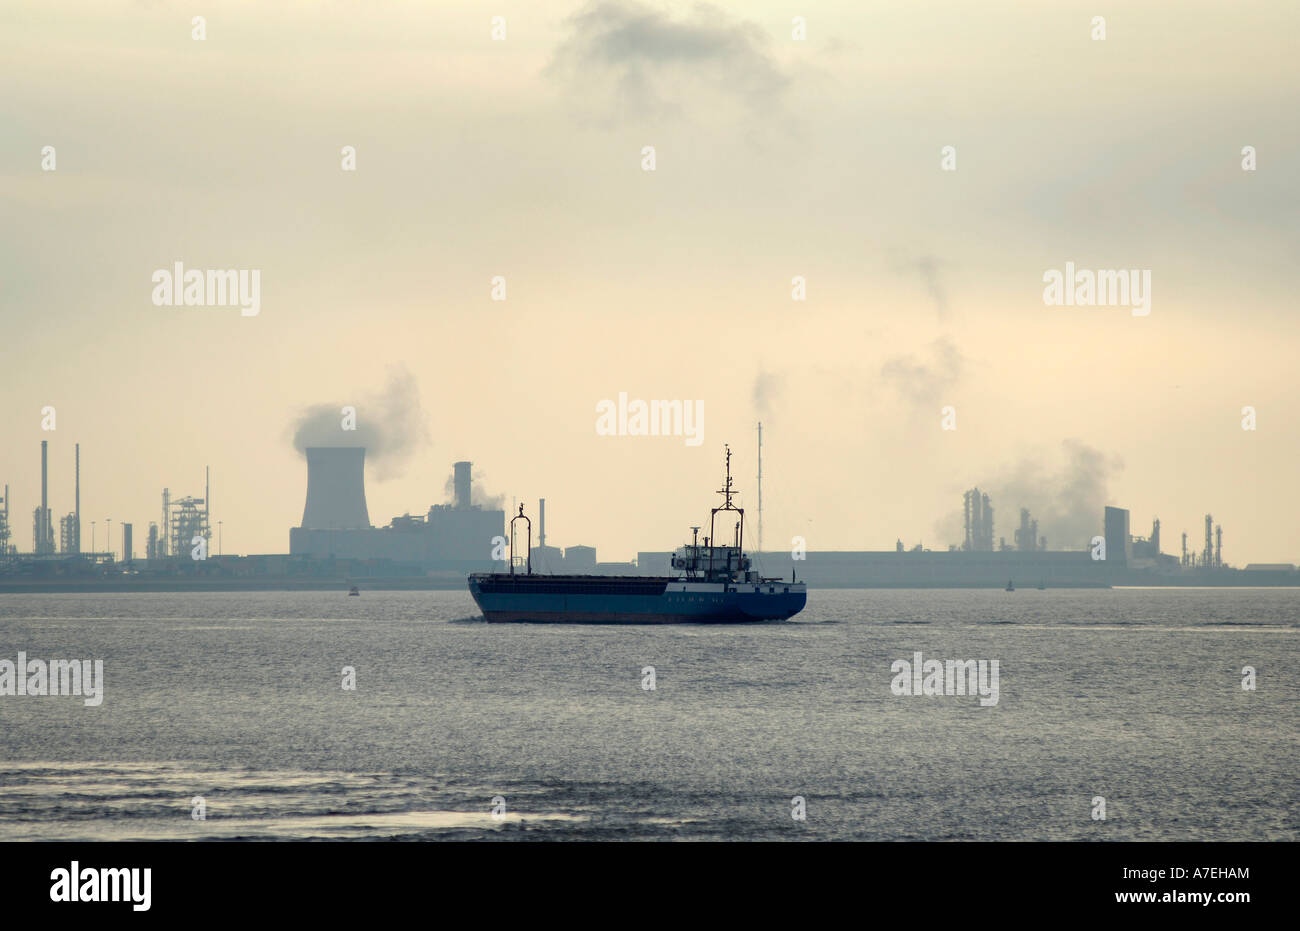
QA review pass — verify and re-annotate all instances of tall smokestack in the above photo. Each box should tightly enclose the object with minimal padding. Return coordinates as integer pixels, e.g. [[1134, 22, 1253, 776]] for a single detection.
[[756, 421, 763, 553], [74, 443, 80, 554], [40, 440, 48, 553], [454, 461, 472, 510], [301, 447, 370, 530], [539, 498, 546, 546]]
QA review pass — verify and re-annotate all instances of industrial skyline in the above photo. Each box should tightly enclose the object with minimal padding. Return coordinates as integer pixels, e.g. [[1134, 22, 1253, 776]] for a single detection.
[[0, 0, 1296, 872], [1, 1, 1297, 564], [0, 430, 1274, 577]]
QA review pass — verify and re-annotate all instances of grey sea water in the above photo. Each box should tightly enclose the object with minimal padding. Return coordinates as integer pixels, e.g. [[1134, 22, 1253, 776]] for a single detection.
[[0, 588, 1296, 841]]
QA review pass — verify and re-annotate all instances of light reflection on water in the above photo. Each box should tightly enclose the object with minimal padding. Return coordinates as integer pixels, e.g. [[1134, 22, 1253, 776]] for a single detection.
[[1, 588, 1297, 840]]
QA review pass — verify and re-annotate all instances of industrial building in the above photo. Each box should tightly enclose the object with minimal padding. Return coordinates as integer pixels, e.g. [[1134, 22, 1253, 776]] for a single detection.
[[636, 548, 1110, 587], [1104, 506, 1131, 566], [288, 451, 504, 570], [1014, 508, 1043, 552], [32, 440, 54, 555], [150, 463, 1254, 585], [0, 439, 213, 572], [529, 498, 564, 570], [23, 439, 74, 558], [517, 498, 629, 573], [962, 488, 995, 552], [637, 494, 1199, 588], [1132, 518, 1160, 559], [0, 437, 1285, 589], [0, 484, 10, 554]]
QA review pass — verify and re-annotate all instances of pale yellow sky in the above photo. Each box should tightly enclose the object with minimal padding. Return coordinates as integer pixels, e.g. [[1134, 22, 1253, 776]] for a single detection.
[[1, 0, 1297, 563]]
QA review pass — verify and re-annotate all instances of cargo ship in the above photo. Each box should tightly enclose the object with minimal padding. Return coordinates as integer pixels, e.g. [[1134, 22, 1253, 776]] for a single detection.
[[467, 446, 806, 623]]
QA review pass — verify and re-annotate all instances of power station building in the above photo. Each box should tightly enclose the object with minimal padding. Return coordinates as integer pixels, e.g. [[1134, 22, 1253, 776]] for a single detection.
[[1104, 506, 1131, 567], [288, 449, 504, 570]]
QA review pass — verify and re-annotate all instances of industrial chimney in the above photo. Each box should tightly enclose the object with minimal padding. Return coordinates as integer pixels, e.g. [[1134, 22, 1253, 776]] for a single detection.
[[74, 443, 80, 553], [300, 447, 371, 530], [453, 461, 472, 510], [539, 497, 546, 546], [40, 440, 48, 552]]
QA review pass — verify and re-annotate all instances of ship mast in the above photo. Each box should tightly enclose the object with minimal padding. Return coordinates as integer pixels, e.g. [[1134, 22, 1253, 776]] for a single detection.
[[708, 444, 744, 578], [509, 504, 531, 576]]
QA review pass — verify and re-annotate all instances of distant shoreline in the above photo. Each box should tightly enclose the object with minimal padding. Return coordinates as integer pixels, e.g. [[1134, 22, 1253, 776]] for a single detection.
[[0, 578, 466, 594], [2, 578, 1297, 594]]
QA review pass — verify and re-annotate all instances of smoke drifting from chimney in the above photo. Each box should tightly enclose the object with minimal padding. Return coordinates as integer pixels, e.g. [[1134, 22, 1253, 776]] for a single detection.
[[443, 465, 505, 510], [289, 366, 430, 481], [987, 440, 1121, 548], [752, 369, 785, 419], [453, 461, 472, 510], [935, 440, 1122, 550]]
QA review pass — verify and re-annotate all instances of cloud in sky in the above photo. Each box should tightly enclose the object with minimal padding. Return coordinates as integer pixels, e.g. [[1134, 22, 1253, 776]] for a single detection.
[[886, 250, 951, 319], [880, 337, 965, 406], [547, 0, 790, 123]]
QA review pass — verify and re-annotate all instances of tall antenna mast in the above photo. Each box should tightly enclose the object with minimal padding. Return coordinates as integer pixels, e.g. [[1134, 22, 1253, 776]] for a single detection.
[[756, 421, 763, 553], [708, 444, 744, 577], [75, 443, 80, 554], [718, 444, 735, 508]]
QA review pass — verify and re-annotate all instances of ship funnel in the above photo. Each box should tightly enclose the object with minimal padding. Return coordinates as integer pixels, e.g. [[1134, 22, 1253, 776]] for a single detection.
[[300, 447, 370, 530], [453, 461, 472, 510]]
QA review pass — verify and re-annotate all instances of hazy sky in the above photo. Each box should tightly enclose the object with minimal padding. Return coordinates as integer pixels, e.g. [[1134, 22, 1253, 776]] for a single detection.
[[2, 0, 1298, 563]]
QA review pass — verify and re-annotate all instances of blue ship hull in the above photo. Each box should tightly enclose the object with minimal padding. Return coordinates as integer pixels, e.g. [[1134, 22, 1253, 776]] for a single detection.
[[468, 574, 807, 623]]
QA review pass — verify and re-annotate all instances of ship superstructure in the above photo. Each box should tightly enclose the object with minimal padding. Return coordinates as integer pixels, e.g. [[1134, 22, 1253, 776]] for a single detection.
[[467, 446, 806, 623]]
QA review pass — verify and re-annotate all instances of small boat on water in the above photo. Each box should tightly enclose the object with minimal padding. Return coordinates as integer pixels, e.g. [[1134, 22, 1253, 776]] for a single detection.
[[348, 586, 360, 596], [1005, 579, 1015, 591]]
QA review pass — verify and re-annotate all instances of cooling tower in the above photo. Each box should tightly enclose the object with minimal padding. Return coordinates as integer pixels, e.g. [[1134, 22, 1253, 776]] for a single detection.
[[300, 447, 370, 530], [453, 461, 472, 510]]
